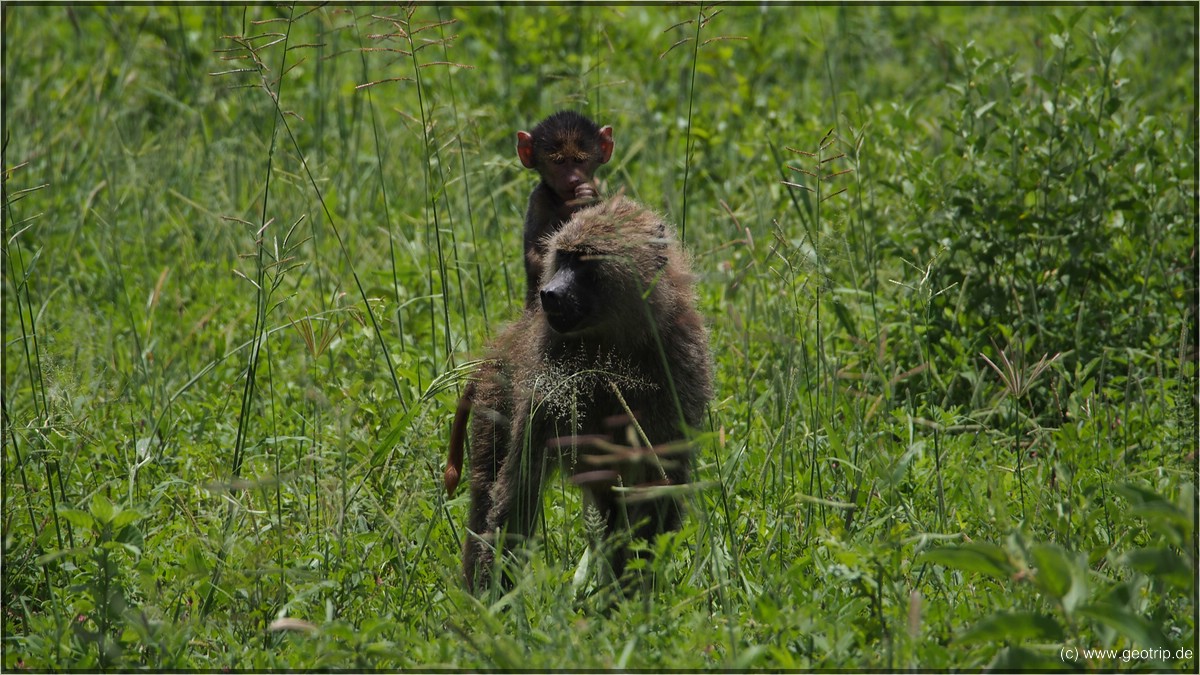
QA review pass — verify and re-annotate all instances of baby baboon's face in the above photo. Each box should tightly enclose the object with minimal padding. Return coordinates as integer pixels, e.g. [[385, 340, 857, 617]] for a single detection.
[[517, 112, 613, 204]]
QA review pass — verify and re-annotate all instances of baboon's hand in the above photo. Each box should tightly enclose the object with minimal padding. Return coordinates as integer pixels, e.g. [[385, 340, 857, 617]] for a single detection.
[[574, 183, 597, 202]]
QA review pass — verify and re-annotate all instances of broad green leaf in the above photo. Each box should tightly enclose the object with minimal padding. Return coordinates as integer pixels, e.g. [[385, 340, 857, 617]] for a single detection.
[[57, 507, 95, 530], [920, 543, 1014, 579], [115, 524, 144, 551], [1031, 543, 1073, 599], [183, 542, 209, 576], [115, 541, 143, 558], [111, 508, 141, 530], [1116, 483, 1191, 542], [90, 493, 117, 524], [1077, 603, 1167, 650], [322, 621, 355, 641], [36, 548, 83, 566], [957, 612, 1064, 644], [1065, 7, 1087, 30], [732, 645, 768, 670], [1120, 548, 1194, 590], [1115, 483, 1164, 506], [988, 645, 1066, 671], [1030, 543, 1086, 610], [1130, 501, 1191, 542]]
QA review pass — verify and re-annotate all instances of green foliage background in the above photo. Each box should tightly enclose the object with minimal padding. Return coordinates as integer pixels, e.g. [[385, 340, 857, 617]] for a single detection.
[[3, 4, 1195, 670]]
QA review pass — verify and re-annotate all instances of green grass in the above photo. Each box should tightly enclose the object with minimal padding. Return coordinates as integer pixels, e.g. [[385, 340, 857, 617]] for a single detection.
[[3, 4, 1195, 670]]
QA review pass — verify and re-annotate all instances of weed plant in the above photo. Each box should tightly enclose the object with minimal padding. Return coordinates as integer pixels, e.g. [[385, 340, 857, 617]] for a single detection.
[[2, 4, 1195, 670]]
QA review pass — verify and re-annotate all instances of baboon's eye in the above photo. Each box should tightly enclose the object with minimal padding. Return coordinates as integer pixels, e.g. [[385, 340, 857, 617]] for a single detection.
[[553, 251, 579, 271]]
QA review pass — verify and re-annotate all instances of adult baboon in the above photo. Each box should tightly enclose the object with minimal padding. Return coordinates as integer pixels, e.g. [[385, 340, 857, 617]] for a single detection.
[[459, 195, 712, 591], [443, 112, 614, 501]]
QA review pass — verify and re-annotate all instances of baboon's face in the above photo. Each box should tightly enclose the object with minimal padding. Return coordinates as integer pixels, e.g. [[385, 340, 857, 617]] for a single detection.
[[539, 249, 599, 335], [517, 122, 613, 203], [537, 133, 611, 203], [540, 197, 672, 341]]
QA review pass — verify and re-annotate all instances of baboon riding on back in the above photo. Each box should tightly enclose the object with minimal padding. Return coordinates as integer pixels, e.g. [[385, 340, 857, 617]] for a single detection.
[[449, 195, 713, 592]]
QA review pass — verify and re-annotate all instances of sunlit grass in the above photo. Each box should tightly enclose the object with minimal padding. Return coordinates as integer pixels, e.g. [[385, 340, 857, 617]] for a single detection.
[[2, 4, 1194, 670]]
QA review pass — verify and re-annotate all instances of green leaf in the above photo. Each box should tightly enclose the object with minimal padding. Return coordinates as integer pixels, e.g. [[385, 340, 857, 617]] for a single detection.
[[36, 548, 84, 565], [988, 645, 1067, 671], [323, 621, 355, 641], [1130, 501, 1191, 540], [115, 524, 144, 551], [958, 612, 1064, 644], [111, 508, 141, 530], [1120, 548, 1194, 590], [115, 541, 143, 558], [1115, 483, 1163, 505], [371, 406, 419, 467], [1065, 7, 1088, 31], [89, 493, 117, 525], [1077, 603, 1167, 649], [1030, 543, 1086, 610], [732, 645, 768, 669], [975, 101, 997, 118], [1116, 483, 1192, 542], [183, 542, 209, 576], [920, 543, 1015, 579], [57, 507, 95, 530]]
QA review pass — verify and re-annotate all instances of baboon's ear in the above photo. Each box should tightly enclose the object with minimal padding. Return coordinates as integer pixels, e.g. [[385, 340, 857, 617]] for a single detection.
[[517, 131, 537, 168], [598, 126, 614, 164]]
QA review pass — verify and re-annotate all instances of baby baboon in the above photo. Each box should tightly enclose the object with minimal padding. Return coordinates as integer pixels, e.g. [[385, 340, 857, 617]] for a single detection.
[[517, 110, 614, 308], [462, 195, 713, 592]]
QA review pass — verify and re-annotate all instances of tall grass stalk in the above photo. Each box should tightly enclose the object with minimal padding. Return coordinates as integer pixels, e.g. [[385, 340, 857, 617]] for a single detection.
[[4, 138, 73, 625], [398, 6, 453, 387], [676, 4, 703, 243], [779, 128, 853, 539], [980, 346, 1061, 522], [661, 3, 745, 243], [436, 5, 487, 346], [355, 17, 407, 359], [202, 6, 297, 616]]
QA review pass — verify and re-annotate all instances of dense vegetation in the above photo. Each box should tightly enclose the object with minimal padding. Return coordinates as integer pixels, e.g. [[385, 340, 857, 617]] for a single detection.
[[3, 4, 1195, 670]]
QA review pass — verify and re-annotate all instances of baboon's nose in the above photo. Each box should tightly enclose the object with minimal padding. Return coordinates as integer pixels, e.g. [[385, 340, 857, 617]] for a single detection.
[[540, 286, 563, 314]]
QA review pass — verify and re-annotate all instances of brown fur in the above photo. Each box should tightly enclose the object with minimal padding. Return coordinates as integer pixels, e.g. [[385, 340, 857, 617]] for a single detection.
[[462, 195, 713, 592], [517, 111, 614, 308], [444, 112, 614, 500]]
